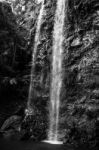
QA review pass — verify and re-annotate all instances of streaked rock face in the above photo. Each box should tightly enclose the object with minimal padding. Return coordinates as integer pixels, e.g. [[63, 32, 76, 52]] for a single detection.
[[61, 0, 99, 145]]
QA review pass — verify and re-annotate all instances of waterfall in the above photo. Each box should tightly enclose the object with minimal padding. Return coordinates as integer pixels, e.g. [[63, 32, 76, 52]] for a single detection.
[[26, 0, 66, 143], [27, 1, 44, 115], [48, 0, 66, 142]]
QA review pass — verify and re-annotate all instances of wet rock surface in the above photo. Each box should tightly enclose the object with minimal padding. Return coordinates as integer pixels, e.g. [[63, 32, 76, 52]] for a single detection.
[[61, 0, 99, 148]]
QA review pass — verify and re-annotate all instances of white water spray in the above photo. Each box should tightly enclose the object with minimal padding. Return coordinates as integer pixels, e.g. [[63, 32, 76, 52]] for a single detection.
[[27, 1, 44, 114], [48, 0, 66, 142]]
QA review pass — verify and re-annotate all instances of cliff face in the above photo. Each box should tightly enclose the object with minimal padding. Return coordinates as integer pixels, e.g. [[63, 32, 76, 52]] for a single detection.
[[61, 0, 99, 146], [20, 0, 99, 145]]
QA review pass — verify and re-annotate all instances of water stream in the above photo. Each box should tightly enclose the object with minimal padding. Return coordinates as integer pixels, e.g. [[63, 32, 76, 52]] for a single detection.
[[27, 1, 44, 114], [48, 0, 66, 142], [27, 0, 66, 143]]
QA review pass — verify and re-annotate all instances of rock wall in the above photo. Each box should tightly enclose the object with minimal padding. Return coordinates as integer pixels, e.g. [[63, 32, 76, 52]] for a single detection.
[[60, 0, 99, 146]]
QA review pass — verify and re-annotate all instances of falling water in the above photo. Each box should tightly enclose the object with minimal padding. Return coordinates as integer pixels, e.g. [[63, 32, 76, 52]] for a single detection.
[[27, 1, 44, 114], [48, 0, 66, 142]]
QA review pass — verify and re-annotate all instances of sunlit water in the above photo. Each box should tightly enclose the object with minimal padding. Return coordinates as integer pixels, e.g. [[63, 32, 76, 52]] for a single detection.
[[27, 0, 66, 143], [48, 0, 66, 141], [27, 1, 44, 114], [42, 140, 63, 145]]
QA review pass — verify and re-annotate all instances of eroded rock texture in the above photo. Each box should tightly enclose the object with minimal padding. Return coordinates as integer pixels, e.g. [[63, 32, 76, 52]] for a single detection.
[[61, 0, 99, 146]]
